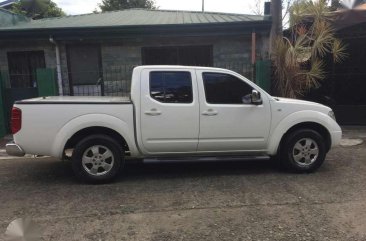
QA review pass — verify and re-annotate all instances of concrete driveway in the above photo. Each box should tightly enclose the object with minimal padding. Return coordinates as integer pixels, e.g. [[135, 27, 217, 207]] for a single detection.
[[0, 128, 365, 241]]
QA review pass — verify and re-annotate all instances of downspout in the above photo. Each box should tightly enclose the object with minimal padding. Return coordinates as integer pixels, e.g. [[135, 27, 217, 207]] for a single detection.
[[49, 36, 63, 96], [251, 30, 256, 65], [251, 30, 256, 81]]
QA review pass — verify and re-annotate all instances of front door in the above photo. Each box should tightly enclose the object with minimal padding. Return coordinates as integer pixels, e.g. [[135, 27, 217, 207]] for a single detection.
[[140, 68, 199, 154], [196, 70, 271, 153]]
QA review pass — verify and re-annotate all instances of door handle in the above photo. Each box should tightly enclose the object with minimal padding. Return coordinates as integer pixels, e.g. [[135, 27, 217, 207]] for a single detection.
[[202, 109, 218, 116], [144, 108, 162, 116]]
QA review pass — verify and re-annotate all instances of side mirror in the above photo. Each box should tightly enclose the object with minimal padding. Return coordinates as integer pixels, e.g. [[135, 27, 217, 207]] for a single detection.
[[251, 90, 262, 105]]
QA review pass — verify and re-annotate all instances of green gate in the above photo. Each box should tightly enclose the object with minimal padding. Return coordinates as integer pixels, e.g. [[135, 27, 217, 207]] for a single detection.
[[37, 68, 58, 97], [255, 60, 271, 93], [0, 68, 58, 137]]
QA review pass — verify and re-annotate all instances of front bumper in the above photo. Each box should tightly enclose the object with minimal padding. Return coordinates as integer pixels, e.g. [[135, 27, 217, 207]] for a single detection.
[[6, 142, 25, 157], [330, 130, 342, 147]]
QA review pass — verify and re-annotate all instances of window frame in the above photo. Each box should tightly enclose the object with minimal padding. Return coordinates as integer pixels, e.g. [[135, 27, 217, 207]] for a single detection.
[[149, 71, 194, 104], [7, 50, 46, 88], [201, 72, 255, 105]]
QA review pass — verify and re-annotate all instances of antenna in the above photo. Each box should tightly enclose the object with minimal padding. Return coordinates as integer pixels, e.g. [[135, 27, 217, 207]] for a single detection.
[[202, 0, 205, 12]]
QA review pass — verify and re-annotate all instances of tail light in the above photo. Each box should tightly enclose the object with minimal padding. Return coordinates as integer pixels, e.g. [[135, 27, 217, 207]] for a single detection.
[[11, 107, 22, 134]]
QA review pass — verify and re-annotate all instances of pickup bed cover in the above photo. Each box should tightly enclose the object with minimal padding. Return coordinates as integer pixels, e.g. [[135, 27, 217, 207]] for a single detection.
[[15, 96, 132, 104]]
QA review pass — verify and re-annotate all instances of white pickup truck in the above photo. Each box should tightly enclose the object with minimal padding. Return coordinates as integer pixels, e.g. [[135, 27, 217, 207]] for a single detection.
[[6, 66, 342, 183]]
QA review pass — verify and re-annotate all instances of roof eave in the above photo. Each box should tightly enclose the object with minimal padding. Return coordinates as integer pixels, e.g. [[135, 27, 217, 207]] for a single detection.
[[0, 21, 272, 40]]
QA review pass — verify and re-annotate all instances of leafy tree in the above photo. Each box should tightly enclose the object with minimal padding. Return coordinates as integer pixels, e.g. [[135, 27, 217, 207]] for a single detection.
[[99, 0, 157, 12], [272, 0, 347, 98], [12, 0, 65, 19]]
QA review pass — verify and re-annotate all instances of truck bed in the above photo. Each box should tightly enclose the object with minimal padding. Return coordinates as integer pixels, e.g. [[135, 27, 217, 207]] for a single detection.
[[13, 96, 136, 158], [15, 96, 132, 104]]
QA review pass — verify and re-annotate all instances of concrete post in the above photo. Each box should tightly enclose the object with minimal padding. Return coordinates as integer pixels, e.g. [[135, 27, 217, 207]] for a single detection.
[[269, 0, 283, 54], [0, 73, 7, 138]]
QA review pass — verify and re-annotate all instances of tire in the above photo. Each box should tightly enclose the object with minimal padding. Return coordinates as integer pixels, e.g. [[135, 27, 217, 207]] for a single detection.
[[71, 134, 124, 183], [279, 129, 326, 173]]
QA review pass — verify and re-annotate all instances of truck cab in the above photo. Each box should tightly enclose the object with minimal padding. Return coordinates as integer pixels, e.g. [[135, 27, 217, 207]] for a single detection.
[[134, 66, 271, 154]]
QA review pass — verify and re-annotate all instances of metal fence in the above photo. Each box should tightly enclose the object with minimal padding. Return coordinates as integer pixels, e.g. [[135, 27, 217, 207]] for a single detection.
[[0, 63, 255, 97], [65, 62, 254, 97], [67, 65, 135, 97]]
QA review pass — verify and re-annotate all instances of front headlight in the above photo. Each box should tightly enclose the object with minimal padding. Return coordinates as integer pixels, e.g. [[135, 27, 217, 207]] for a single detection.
[[328, 110, 336, 121]]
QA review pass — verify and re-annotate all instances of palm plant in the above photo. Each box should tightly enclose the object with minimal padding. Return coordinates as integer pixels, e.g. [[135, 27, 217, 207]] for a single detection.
[[272, 0, 347, 98]]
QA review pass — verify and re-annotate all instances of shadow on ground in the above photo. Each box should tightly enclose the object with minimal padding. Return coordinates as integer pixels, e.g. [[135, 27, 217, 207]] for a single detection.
[[1, 157, 282, 185]]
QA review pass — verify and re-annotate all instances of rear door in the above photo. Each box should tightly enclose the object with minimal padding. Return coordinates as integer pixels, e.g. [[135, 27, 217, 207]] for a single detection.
[[140, 69, 199, 154]]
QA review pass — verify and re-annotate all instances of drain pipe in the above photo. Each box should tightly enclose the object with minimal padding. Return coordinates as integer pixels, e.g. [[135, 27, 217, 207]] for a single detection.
[[49, 36, 63, 96]]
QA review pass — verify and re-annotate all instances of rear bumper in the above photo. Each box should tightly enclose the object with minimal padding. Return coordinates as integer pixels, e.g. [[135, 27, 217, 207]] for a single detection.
[[6, 142, 25, 157]]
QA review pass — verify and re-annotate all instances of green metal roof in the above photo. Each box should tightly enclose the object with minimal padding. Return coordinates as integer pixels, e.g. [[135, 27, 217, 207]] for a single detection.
[[0, 8, 270, 30]]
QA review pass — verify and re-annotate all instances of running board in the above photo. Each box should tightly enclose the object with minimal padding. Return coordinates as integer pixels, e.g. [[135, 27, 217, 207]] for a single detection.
[[143, 155, 270, 164]]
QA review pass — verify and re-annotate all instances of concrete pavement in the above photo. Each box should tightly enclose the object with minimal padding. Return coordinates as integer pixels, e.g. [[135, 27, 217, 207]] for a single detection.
[[0, 127, 365, 240]]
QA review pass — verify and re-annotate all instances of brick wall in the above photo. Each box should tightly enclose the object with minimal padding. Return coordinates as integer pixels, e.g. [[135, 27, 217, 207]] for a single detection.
[[99, 35, 267, 68]]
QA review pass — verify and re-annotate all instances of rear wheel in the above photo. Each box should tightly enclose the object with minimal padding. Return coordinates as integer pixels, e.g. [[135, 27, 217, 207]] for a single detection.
[[72, 134, 124, 183], [280, 129, 326, 173]]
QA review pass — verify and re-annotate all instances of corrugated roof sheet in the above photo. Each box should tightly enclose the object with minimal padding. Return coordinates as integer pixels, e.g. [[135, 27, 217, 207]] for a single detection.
[[0, 8, 269, 30], [0, 0, 17, 7]]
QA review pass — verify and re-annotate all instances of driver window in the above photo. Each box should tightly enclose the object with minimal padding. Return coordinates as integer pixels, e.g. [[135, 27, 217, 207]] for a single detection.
[[202, 72, 253, 104]]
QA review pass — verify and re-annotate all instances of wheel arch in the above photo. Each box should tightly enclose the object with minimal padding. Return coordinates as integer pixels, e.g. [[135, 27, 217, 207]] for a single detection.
[[277, 122, 331, 154], [64, 126, 130, 156], [50, 114, 138, 158], [268, 111, 334, 156]]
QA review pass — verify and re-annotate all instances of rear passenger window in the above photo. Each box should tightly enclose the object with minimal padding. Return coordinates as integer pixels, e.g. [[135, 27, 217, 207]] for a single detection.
[[150, 71, 193, 103]]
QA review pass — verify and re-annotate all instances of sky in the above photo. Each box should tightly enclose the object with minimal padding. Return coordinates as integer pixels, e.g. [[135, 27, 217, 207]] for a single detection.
[[53, 0, 260, 15]]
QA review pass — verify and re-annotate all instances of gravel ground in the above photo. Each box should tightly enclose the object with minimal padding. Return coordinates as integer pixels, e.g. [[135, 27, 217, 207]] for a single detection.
[[0, 128, 365, 240]]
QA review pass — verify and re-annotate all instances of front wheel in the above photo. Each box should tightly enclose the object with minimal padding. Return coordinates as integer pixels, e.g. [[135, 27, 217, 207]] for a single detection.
[[72, 134, 124, 183], [280, 129, 326, 173]]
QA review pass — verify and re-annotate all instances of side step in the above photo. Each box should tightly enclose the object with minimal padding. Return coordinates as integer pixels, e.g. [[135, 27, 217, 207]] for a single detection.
[[143, 155, 270, 164]]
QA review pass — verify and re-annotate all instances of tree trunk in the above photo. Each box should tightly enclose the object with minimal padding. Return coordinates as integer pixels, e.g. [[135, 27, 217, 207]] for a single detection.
[[270, 0, 283, 54]]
